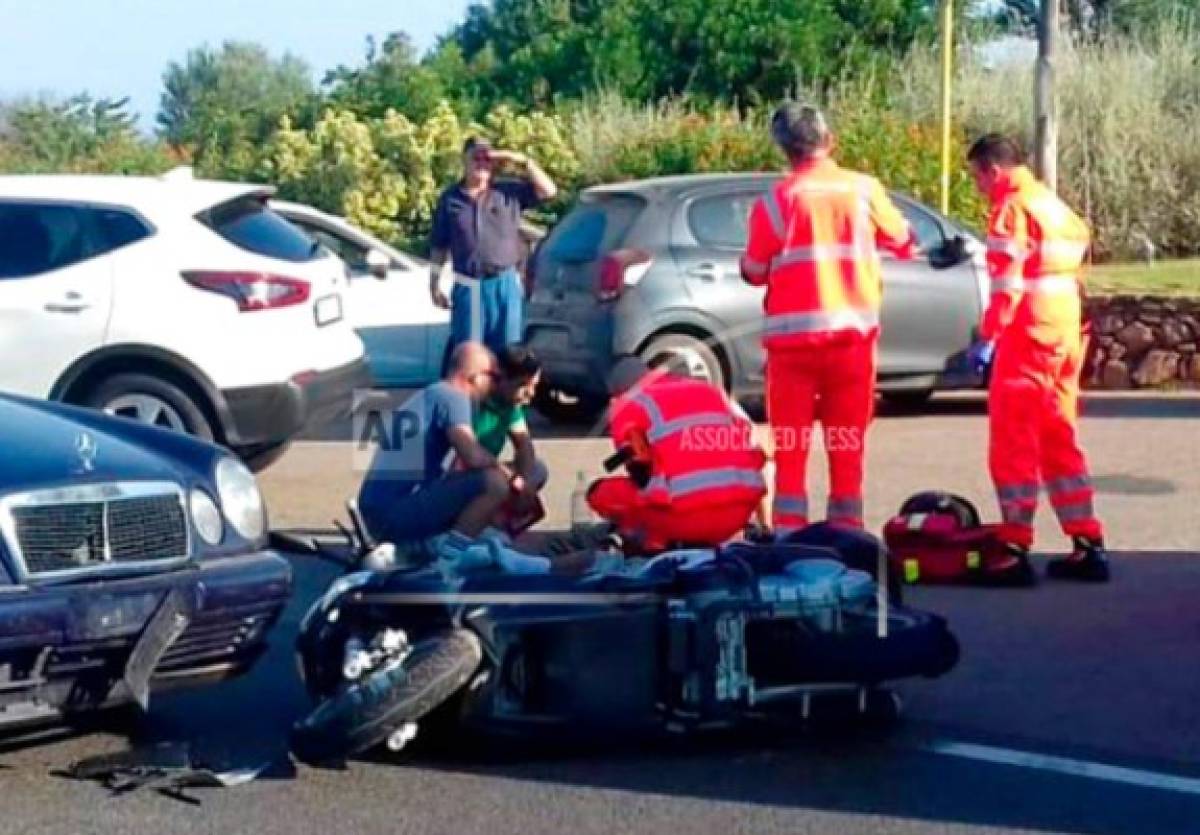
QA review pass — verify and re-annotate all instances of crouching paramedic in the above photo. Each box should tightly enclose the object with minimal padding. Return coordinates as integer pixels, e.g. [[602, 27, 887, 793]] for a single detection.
[[587, 357, 767, 552], [740, 102, 916, 534], [965, 134, 1108, 582]]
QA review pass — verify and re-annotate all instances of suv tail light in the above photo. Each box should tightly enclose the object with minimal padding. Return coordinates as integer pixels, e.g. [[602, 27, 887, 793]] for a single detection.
[[596, 249, 653, 302], [182, 271, 311, 311]]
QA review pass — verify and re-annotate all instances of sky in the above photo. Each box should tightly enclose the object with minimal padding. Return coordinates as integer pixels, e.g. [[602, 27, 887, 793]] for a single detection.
[[0, 0, 474, 130]]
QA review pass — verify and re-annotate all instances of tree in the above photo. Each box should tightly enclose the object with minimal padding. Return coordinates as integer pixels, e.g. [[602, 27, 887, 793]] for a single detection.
[[437, 0, 943, 110], [324, 33, 453, 121], [158, 42, 314, 177], [4, 95, 131, 163], [992, 0, 1199, 37], [0, 94, 175, 174]]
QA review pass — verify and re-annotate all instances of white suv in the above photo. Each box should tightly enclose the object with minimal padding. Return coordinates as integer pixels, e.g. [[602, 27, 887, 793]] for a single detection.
[[0, 172, 368, 470]]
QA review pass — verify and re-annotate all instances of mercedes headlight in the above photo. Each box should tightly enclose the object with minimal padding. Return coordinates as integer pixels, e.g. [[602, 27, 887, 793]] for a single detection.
[[216, 457, 266, 541], [189, 488, 224, 545]]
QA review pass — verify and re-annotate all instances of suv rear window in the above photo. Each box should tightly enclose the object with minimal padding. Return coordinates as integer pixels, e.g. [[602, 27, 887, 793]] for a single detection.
[[199, 196, 321, 263], [542, 195, 644, 263], [0, 203, 91, 278], [0, 203, 154, 280], [94, 208, 152, 251]]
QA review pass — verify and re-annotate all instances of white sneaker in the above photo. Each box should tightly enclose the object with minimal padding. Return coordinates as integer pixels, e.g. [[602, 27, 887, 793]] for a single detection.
[[487, 541, 551, 575], [427, 531, 496, 574]]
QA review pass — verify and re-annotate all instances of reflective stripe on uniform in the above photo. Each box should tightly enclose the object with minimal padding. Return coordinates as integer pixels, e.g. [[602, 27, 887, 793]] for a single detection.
[[763, 191, 786, 240], [987, 236, 1026, 260], [742, 256, 771, 277], [827, 496, 864, 519], [764, 307, 879, 337], [1000, 503, 1036, 525], [774, 244, 863, 266], [1037, 241, 1089, 262], [1022, 275, 1079, 296], [1053, 499, 1095, 522], [670, 467, 766, 499], [792, 181, 862, 196], [647, 412, 735, 444], [630, 392, 666, 428], [997, 482, 1040, 501], [774, 495, 809, 517], [1046, 474, 1093, 498], [642, 474, 670, 500], [991, 275, 1024, 294]]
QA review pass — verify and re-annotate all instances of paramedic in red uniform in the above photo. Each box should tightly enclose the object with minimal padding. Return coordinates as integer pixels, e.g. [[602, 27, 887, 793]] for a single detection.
[[587, 357, 767, 552], [965, 134, 1109, 582], [740, 102, 916, 535]]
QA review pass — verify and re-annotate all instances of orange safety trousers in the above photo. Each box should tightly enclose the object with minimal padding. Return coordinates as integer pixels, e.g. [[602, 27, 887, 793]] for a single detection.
[[767, 336, 876, 533], [587, 476, 760, 551], [989, 330, 1104, 548]]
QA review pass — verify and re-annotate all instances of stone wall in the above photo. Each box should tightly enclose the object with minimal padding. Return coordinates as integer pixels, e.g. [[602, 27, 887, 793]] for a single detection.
[[1084, 296, 1200, 389]]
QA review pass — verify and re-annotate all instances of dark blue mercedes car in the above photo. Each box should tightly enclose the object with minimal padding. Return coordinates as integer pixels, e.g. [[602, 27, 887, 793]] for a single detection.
[[0, 393, 291, 729]]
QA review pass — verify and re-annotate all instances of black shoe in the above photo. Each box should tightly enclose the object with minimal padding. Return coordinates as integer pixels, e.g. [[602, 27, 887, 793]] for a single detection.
[[1047, 537, 1111, 582], [980, 543, 1038, 587], [743, 522, 776, 545]]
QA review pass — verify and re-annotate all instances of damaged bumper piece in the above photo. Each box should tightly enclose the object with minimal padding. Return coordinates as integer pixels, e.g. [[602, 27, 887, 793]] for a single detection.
[[0, 552, 291, 729]]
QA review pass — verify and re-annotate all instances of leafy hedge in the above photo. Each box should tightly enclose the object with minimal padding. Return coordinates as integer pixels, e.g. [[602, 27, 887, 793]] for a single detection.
[[249, 94, 986, 254]]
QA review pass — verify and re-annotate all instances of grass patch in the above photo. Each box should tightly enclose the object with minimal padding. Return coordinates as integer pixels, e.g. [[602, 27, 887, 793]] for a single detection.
[[1086, 259, 1200, 297]]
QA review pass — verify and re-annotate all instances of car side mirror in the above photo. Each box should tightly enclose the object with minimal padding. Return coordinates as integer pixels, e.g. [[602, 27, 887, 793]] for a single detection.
[[366, 249, 390, 280], [928, 234, 971, 270]]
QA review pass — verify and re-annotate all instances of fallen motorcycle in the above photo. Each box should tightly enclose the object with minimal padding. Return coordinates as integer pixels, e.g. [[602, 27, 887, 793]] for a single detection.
[[289, 509, 960, 764]]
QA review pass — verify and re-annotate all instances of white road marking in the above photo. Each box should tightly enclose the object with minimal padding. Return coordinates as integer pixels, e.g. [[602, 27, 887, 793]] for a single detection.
[[926, 740, 1200, 797]]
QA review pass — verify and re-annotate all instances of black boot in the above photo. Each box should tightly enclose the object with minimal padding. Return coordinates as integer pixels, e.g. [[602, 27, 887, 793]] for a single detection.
[[980, 543, 1038, 587], [1047, 537, 1110, 582]]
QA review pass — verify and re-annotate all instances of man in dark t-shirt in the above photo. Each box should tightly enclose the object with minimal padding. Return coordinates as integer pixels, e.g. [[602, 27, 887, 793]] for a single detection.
[[429, 137, 558, 361]]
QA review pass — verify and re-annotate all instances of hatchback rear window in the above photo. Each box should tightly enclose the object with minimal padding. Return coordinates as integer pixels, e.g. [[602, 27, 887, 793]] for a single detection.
[[199, 196, 321, 263], [542, 195, 644, 263], [687, 191, 763, 249]]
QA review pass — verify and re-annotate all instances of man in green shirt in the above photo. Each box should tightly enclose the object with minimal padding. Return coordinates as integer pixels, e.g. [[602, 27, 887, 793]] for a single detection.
[[474, 345, 548, 534]]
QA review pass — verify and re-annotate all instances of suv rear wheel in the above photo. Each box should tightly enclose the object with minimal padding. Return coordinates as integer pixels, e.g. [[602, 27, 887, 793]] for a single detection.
[[640, 333, 726, 392], [85, 373, 215, 440]]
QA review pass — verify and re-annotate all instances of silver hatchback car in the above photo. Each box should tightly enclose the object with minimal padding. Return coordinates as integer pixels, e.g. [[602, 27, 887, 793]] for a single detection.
[[524, 173, 988, 418]]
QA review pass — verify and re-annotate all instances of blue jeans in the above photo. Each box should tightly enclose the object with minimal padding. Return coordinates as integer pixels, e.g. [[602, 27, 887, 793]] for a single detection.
[[361, 469, 490, 544], [447, 268, 524, 360]]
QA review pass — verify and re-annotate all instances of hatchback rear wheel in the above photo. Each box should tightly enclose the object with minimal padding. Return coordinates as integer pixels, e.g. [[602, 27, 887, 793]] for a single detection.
[[639, 333, 726, 391]]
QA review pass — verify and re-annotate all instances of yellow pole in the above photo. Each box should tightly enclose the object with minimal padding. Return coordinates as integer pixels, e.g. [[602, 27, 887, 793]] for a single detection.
[[940, 0, 954, 215]]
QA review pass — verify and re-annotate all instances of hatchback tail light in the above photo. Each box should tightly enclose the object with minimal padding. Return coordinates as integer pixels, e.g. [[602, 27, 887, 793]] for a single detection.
[[182, 271, 311, 311], [596, 249, 653, 302]]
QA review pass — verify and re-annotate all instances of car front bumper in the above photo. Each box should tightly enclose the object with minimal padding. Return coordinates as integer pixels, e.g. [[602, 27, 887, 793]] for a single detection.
[[221, 357, 371, 448], [0, 551, 292, 729]]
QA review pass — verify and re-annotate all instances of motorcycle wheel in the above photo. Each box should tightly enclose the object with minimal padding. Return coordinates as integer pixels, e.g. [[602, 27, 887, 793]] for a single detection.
[[291, 629, 483, 764]]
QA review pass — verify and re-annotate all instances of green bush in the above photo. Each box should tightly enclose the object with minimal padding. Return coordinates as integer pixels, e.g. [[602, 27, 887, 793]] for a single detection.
[[258, 102, 579, 250], [566, 91, 986, 226]]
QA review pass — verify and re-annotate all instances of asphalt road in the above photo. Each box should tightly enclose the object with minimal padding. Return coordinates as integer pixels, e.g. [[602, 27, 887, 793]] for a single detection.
[[2, 392, 1198, 835]]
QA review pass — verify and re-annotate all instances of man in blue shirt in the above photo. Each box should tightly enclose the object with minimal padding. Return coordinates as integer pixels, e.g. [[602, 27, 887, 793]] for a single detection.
[[357, 341, 550, 573], [428, 137, 557, 360]]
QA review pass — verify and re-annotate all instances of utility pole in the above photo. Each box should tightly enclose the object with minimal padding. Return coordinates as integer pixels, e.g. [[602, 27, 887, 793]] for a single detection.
[[939, 0, 954, 215], [1034, 0, 1059, 192]]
